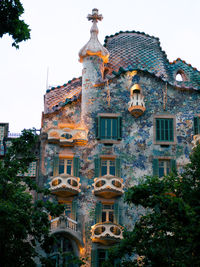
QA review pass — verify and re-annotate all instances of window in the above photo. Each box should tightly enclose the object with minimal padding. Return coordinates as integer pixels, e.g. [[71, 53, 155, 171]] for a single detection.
[[154, 115, 176, 144], [193, 116, 200, 135], [52, 156, 79, 177], [153, 158, 176, 177], [102, 204, 114, 223], [91, 249, 120, 267], [101, 159, 115, 176], [94, 157, 121, 177], [95, 201, 121, 225], [50, 234, 75, 267], [96, 114, 122, 141], [59, 159, 73, 175]]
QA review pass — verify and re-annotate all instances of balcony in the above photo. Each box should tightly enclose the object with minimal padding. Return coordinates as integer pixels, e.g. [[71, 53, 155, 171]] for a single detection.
[[91, 222, 123, 245], [49, 174, 81, 197], [128, 95, 145, 118], [192, 134, 200, 149], [50, 215, 81, 244], [92, 175, 124, 198]]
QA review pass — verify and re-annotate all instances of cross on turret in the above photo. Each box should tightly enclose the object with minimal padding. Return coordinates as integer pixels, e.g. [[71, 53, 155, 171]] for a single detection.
[[87, 8, 103, 22]]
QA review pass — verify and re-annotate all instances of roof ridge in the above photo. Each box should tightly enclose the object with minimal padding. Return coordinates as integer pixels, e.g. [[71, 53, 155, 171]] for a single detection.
[[170, 58, 200, 73], [46, 76, 82, 93], [103, 30, 160, 46]]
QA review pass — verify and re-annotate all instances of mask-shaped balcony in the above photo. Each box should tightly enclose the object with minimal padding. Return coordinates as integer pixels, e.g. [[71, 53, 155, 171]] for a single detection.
[[192, 134, 200, 149], [49, 174, 81, 197], [92, 175, 124, 198], [91, 222, 123, 245]]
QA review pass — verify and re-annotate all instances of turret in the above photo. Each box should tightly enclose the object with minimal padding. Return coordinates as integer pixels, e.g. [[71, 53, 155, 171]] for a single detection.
[[79, 9, 109, 126]]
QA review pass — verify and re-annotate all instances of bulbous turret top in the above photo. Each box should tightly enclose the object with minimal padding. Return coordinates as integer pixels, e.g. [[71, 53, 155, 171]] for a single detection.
[[79, 8, 109, 63]]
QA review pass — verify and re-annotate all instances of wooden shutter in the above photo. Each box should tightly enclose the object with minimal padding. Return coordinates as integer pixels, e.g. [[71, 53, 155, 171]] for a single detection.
[[193, 116, 200, 135], [117, 116, 122, 140], [96, 116, 101, 139], [91, 249, 98, 267], [94, 157, 101, 177], [95, 201, 102, 224], [114, 202, 119, 224], [153, 158, 159, 176], [170, 159, 176, 173], [116, 158, 121, 177], [73, 157, 80, 177], [71, 199, 77, 221], [53, 154, 59, 176]]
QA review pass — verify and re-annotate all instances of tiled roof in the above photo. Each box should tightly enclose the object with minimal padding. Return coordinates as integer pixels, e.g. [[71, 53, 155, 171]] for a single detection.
[[104, 31, 200, 90], [44, 77, 82, 114]]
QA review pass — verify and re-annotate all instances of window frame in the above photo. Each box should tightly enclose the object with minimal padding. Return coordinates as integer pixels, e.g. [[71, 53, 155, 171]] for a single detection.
[[96, 113, 122, 144], [153, 114, 176, 145], [59, 157, 73, 175], [153, 157, 176, 178]]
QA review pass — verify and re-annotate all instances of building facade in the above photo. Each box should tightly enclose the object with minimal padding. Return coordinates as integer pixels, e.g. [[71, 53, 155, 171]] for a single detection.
[[39, 9, 200, 266]]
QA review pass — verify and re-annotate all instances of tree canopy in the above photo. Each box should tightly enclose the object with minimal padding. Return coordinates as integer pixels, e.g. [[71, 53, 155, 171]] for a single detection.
[[0, 0, 30, 48], [106, 145, 200, 267], [0, 130, 63, 267]]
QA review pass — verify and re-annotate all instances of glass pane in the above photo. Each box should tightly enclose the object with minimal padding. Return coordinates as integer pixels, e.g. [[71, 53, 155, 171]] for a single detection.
[[67, 165, 72, 175], [110, 166, 115, 176], [101, 166, 107, 176], [59, 159, 64, 174], [109, 211, 114, 222], [102, 211, 106, 222], [98, 250, 106, 267]]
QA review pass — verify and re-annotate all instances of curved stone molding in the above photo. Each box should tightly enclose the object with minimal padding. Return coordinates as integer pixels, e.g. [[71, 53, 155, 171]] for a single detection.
[[192, 134, 200, 149], [50, 215, 82, 246], [49, 174, 81, 197], [91, 222, 123, 244], [92, 175, 124, 198]]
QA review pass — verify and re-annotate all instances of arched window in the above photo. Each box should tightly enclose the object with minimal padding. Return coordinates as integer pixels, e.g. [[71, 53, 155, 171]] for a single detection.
[[49, 234, 75, 267]]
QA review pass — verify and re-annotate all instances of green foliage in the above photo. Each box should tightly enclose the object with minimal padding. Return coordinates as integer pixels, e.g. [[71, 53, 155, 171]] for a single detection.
[[106, 145, 200, 267], [0, 0, 30, 48], [0, 129, 64, 267]]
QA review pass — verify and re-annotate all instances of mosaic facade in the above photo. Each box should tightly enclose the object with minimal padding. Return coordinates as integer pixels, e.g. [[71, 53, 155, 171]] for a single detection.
[[39, 9, 200, 266]]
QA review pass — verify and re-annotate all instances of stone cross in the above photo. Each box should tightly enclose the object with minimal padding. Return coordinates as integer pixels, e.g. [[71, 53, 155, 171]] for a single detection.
[[87, 8, 103, 22]]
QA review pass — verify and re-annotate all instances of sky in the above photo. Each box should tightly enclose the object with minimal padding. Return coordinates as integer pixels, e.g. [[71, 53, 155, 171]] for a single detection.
[[0, 0, 200, 133]]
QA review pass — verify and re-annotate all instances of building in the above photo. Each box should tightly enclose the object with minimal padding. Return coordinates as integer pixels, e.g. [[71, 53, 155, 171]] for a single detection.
[[39, 8, 200, 266]]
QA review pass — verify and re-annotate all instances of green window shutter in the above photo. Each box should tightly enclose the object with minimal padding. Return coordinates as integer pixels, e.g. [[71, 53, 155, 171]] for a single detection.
[[73, 157, 80, 177], [96, 116, 101, 139], [94, 157, 101, 177], [193, 116, 199, 135], [91, 249, 98, 267], [100, 118, 106, 139], [114, 202, 119, 224], [116, 158, 121, 177], [95, 201, 102, 224], [153, 158, 159, 176], [71, 199, 77, 221], [53, 155, 59, 176], [117, 116, 122, 140], [170, 159, 176, 173]]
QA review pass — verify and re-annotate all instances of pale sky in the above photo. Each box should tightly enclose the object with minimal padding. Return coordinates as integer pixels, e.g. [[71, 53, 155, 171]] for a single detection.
[[1, 0, 200, 133]]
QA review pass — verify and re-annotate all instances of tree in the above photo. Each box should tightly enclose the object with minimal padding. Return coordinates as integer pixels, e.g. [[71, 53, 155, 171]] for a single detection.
[[0, 0, 30, 48], [106, 145, 200, 267], [0, 129, 64, 266]]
